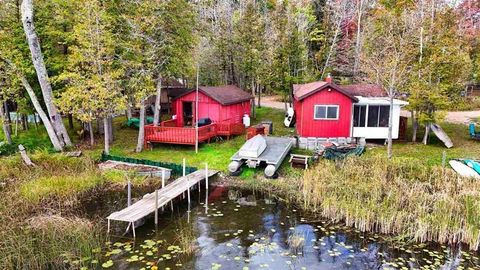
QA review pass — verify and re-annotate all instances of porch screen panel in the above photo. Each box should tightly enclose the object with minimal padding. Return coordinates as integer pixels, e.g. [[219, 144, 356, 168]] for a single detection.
[[367, 105, 390, 127], [379, 106, 390, 127], [367, 106, 379, 127], [353, 105, 366, 127]]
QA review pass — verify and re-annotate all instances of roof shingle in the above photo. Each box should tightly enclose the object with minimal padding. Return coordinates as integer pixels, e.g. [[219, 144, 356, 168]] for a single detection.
[[174, 85, 253, 105], [341, 84, 387, 97]]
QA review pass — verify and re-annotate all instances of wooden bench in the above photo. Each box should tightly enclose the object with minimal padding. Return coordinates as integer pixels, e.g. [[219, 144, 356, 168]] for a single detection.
[[289, 154, 312, 169]]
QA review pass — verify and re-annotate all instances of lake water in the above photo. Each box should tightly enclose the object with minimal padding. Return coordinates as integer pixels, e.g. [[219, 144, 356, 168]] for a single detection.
[[102, 186, 479, 270]]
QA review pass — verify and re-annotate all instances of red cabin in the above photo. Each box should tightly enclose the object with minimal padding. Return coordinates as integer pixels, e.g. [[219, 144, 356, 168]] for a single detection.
[[293, 76, 358, 138], [171, 85, 252, 127], [144, 85, 252, 148]]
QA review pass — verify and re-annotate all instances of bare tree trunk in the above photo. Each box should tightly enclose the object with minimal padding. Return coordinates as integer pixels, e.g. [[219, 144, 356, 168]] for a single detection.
[[88, 121, 94, 146], [153, 74, 162, 126], [108, 116, 113, 143], [422, 123, 430, 145], [251, 78, 256, 119], [20, 76, 63, 151], [353, 0, 365, 77], [14, 112, 19, 136], [126, 96, 133, 120], [97, 118, 102, 134], [3, 102, 11, 134], [257, 84, 261, 108], [68, 114, 74, 129], [387, 94, 394, 159], [0, 103, 12, 144], [103, 117, 110, 154], [321, 26, 340, 78], [33, 113, 38, 129], [21, 0, 72, 147], [22, 114, 28, 130], [136, 99, 146, 153], [411, 110, 418, 142]]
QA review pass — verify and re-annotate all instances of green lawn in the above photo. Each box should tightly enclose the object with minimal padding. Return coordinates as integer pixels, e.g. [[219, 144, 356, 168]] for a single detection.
[[3, 107, 480, 171], [85, 107, 299, 171], [367, 121, 480, 166]]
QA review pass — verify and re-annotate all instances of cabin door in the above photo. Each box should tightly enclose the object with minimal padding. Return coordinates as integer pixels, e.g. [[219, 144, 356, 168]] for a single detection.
[[182, 101, 193, 126]]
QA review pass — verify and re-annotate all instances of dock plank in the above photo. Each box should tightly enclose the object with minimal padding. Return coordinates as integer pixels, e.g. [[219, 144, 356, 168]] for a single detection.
[[107, 169, 217, 223]]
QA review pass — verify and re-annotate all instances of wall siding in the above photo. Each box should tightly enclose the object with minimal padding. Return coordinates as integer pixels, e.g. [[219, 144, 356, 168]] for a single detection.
[[294, 88, 353, 137], [172, 92, 250, 126]]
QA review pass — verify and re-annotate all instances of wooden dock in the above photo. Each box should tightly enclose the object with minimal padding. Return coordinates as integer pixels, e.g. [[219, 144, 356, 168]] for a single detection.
[[107, 168, 218, 237]]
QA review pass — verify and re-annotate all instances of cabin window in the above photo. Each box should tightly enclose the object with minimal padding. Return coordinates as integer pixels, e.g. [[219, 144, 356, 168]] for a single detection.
[[353, 105, 367, 127], [314, 105, 339, 120], [367, 105, 390, 127]]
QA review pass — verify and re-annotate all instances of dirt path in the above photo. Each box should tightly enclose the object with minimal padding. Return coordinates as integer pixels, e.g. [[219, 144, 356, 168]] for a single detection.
[[444, 111, 480, 124], [261, 96, 286, 110], [402, 110, 480, 124]]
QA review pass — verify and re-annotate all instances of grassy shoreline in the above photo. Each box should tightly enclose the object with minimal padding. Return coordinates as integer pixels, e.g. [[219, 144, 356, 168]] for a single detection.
[[224, 156, 480, 250], [2, 107, 480, 268]]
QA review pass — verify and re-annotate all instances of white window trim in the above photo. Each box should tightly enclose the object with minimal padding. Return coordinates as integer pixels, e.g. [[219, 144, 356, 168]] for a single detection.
[[313, 105, 339, 120]]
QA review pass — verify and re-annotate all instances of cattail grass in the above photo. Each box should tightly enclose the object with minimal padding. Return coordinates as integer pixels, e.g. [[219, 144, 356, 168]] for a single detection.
[[175, 219, 198, 256], [300, 156, 480, 250]]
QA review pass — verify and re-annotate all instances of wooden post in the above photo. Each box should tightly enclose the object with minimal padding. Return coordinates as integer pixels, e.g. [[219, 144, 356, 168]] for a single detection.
[[131, 222, 136, 238], [154, 189, 159, 226], [183, 158, 186, 176], [185, 159, 190, 205], [205, 163, 209, 190], [204, 185, 208, 214], [107, 219, 110, 233], [127, 180, 132, 207], [161, 169, 165, 211]]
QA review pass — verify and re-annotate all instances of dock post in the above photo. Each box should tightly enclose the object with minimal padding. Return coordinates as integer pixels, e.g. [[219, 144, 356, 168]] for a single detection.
[[205, 163, 209, 190], [183, 158, 186, 176], [107, 219, 110, 233], [131, 222, 136, 238], [154, 189, 159, 227], [161, 170, 165, 211], [127, 180, 132, 207], [184, 158, 190, 206]]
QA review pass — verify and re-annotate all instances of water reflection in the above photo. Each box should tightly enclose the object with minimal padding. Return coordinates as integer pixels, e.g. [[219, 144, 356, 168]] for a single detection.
[[103, 186, 479, 270]]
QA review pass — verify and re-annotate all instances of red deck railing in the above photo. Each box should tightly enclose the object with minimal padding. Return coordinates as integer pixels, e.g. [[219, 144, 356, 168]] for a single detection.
[[217, 119, 246, 138], [145, 119, 246, 148]]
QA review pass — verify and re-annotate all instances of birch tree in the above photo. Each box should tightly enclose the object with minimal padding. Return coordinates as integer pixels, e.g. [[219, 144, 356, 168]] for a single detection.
[[0, 62, 16, 144], [0, 0, 64, 150], [362, 7, 416, 159], [408, 7, 472, 145], [20, 0, 72, 147]]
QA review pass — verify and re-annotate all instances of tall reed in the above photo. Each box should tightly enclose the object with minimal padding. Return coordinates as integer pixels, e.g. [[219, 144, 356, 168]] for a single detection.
[[301, 156, 480, 250]]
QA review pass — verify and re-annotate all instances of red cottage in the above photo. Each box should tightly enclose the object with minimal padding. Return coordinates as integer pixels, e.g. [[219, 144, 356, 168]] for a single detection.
[[293, 76, 358, 138], [171, 85, 252, 126], [145, 85, 252, 148]]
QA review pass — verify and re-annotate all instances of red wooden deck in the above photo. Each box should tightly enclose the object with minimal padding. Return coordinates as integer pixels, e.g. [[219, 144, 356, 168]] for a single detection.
[[144, 119, 245, 148]]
